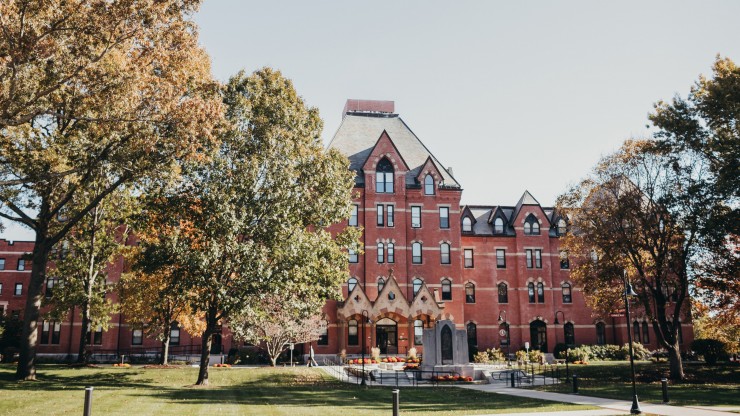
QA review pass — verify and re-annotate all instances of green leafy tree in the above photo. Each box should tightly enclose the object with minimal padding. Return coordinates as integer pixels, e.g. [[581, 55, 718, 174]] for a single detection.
[[558, 139, 723, 380], [0, 0, 222, 380], [141, 68, 359, 385], [650, 56, 740, 320], [45, 188, 136, 363]]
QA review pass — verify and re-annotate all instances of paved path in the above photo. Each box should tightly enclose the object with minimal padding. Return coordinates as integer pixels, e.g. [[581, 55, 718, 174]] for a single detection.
[[469, 411, 622, 416], [459, 384, 739, 416], [321, 366, 737, 416]]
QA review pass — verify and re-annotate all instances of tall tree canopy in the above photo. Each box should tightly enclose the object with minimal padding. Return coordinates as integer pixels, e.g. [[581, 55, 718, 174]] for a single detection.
[[137, 68, 359, 385], [650, 56, 740, 319], [0, 0, 223, 380], [558, 139, 722, 380]]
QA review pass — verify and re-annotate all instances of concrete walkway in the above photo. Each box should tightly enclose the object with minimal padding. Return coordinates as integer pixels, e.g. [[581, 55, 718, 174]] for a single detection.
[[321, 366, 737, 416], [458, 384, 739, 416], [469, 411, 622, 416]]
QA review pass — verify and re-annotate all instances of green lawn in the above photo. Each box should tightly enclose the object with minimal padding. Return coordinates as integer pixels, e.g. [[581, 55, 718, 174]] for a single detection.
[[529, 360, 740, 407], [0, 365, 594, 416]]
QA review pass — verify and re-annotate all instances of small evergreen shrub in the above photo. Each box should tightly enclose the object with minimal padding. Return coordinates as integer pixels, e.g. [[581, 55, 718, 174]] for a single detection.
[[691, 339, 728, 365]]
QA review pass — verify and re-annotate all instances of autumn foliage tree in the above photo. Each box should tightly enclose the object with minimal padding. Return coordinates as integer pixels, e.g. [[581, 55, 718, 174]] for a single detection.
[[119, 265, 203, 365], [558, 140, 723, 381], [0, 0, 222, 380], [139, 68, 359, 385]]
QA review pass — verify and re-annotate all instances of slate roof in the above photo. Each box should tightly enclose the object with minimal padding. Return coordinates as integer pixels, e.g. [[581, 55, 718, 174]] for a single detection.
[[462, 192, 563, 237], [327, 113, 461, 188]]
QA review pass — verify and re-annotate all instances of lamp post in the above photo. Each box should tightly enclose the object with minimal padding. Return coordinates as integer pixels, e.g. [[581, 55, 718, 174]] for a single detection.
[[554, 310, 570, 382], [361, 310, 370, 387], [623, 272, 641, 415], [497, 311, 510, 366]]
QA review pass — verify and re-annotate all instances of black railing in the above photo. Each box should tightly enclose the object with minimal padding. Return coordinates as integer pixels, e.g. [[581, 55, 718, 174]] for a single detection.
[[84, 344, 222, 364]]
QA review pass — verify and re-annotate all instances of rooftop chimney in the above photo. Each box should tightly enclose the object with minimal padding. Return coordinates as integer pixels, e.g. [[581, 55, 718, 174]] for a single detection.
[[343, 99, 395, 117]]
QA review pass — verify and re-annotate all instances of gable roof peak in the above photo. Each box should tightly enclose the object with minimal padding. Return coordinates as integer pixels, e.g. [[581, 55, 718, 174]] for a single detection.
[[518, 190, 540, 206]]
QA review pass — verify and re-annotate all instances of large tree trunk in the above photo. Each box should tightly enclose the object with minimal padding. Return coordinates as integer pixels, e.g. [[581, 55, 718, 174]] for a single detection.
[[15, 236, 51, 380], [77, 300, 91, 363], [195, 310, 217, 386], [667, 343, 684, 381]]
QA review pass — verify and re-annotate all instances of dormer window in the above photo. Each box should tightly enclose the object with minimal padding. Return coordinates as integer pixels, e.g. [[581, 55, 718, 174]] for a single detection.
[[375, 158, 394, 193], [462, 217, 472, 232], [557, 219, 567, 236], [424, 174, 435, 195], [523, 214, 540, 235], [494, 217, 504, 234]]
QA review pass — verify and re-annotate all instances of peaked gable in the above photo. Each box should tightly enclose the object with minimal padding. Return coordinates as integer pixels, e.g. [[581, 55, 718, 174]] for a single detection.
[[361, 130, 410, 174], [511, 190, 550, 227], [415, 156, 444, 185]]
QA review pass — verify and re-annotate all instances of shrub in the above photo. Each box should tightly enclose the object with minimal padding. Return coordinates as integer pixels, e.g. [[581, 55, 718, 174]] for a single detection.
[[691, 339, 728, 365], [528, 349, 544, 363], [567, 346, 592, 363], [553, 343, 568, 359], [623, 342, 652, 361], [591, 344, 626, 360], [473, 348, 505, 364]]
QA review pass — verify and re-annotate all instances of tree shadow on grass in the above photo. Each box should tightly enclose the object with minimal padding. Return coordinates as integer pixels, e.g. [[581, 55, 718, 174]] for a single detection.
[[134, 369, 579, 414], [0, 365, 154, 391]]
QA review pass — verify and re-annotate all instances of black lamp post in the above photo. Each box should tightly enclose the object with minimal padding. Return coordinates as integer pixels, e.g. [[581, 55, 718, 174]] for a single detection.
[[497, 311, 510, 366], [554, 310, 569, 382], [623, 272, 641, 414], [361, 310, 370, 387]]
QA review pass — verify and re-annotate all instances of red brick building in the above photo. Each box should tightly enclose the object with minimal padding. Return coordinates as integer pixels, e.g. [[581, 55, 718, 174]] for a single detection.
[[0, 99, 692, 361], [315, 99, 692, 359]]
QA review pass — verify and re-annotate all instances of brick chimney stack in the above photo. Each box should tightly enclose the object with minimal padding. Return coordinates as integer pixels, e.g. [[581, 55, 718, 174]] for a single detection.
[[343, 99, 395, 117]]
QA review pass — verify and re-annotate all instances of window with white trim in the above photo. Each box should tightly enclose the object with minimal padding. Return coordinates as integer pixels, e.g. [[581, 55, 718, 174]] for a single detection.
[[464, 249, 473, 268], [494, 217, 504, 234], [424, 174, 435, 195], [375, 158, 394, 193], [412, 242, 422, 264], [462, 217, 472, 232], [523, 215, 540, 235], [349, 205, 358, 227], [441, 279, 452, 301], [132, 328, 143, 345], [496, 249, 506, 268], [411, 206, 421, 228], [440, 243, 451, 264], [439, 207, 449, 229], [348, 277, 358, 293], [562, 283, 572, 303], [413, 278, 423, 297]]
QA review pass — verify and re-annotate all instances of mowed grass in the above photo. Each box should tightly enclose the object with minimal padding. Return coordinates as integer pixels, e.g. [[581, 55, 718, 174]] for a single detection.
[[530, 360, 740, 407], [0, 365, 594, 416]]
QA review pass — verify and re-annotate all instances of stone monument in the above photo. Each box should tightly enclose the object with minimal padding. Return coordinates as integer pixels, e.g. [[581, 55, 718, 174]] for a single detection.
[[421, 320, 475, 378]]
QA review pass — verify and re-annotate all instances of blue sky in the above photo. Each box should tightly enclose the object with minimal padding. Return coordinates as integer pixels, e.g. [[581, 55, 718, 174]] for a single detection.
[[3, 1, 740, 241]]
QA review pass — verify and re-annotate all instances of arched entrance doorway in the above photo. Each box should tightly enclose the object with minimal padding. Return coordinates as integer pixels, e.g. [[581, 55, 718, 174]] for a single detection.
[[529, 320, 548, 352], [375, 317, 398, 354]]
